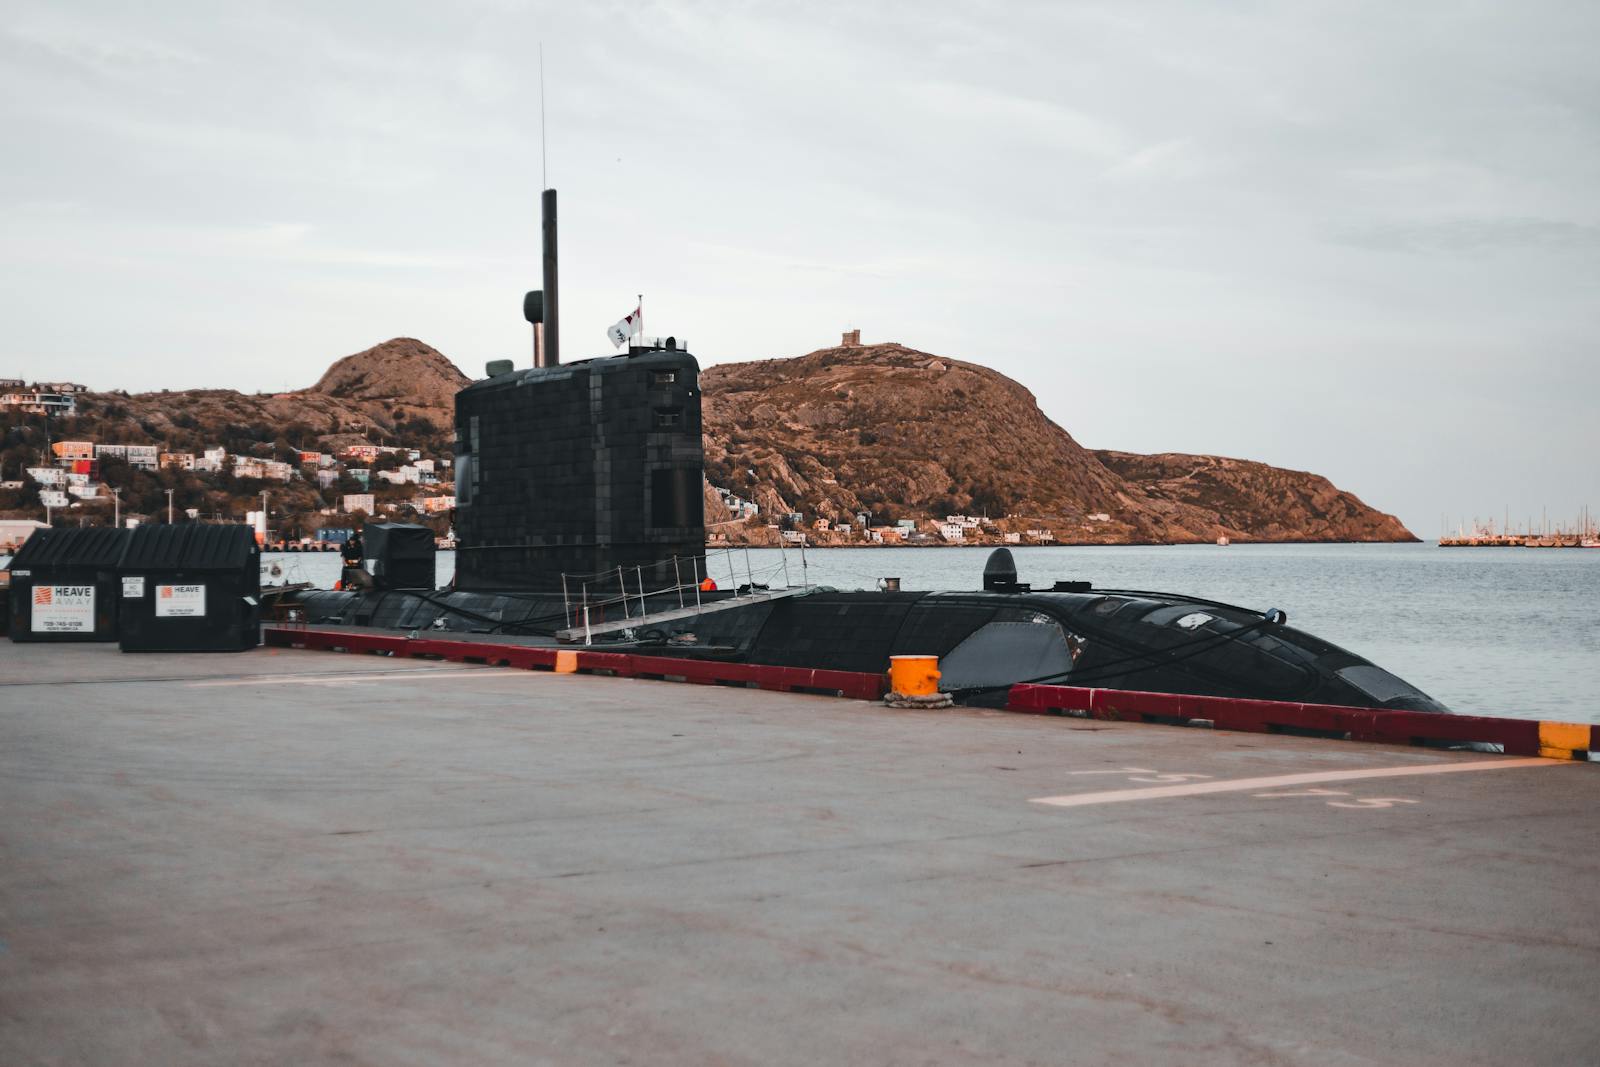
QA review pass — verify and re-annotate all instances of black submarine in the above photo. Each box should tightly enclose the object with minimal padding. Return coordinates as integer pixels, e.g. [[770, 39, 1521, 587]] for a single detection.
[[292, 189, 1449, 715]]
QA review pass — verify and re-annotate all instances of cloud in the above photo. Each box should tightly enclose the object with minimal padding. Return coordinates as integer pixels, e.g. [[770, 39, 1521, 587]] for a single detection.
[[0, 0, 1596, 539], [1333, 217, 1600, 253]]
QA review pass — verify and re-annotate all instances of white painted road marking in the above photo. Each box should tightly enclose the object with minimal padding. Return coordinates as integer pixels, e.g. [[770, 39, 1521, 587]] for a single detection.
[[1066, 767, 1161, 776], [1066, 767, 1214, 783], [1031, 757, 1566, 808], [1326, 797, 1421, 809]]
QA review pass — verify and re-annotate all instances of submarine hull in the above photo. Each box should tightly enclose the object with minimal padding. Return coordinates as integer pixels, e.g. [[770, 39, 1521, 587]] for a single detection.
[[291, 585, 1450, 715]]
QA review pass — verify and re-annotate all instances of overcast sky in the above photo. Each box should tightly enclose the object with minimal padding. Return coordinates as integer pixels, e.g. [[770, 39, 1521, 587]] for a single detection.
[[2, 1, 1596, 536]]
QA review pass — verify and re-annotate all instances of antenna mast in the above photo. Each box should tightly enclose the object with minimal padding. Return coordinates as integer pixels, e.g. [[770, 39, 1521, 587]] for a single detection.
[[540, 43, 548, 189], [527, 44, 559, 367]]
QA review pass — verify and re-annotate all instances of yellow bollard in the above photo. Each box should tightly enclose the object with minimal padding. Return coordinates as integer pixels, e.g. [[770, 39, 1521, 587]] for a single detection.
[[888, 655, 941, 697]]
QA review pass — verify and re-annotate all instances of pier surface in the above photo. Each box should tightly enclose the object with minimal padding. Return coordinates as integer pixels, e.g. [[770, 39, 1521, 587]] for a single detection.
[[2, 641, 1597, 1065]]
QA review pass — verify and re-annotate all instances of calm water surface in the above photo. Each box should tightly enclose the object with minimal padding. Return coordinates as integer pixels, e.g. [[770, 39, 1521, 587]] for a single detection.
[[248, 543, 1600, 724]]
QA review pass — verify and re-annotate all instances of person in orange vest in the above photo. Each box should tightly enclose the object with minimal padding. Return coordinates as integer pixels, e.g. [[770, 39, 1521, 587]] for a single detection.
[[699, 576, 717, 592]]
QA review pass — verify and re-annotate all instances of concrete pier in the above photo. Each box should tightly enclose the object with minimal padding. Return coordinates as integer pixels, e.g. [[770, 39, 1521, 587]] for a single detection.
[[2, 641, 1597, 1064]]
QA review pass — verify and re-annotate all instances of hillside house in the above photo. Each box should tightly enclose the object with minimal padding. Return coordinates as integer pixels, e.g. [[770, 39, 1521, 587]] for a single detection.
[[1, 387, 78, 417], [26, 467, 65, 487], [234, 457, 293, 481], [95, 443, 159, 470], [51, 441, 95, 463], [0, 518, 47, 552]]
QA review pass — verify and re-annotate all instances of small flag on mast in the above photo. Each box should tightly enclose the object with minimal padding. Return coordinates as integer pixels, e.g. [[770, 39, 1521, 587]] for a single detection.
[[607, 305, 642, 349]]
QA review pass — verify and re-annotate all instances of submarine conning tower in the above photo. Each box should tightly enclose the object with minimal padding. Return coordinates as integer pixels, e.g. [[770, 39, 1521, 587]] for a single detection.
[[452, 185, 707, 593], [452, 344, 707, 593]]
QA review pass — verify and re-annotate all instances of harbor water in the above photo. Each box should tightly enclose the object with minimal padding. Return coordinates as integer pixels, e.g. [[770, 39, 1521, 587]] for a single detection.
[[243, 542, 1600, 725]]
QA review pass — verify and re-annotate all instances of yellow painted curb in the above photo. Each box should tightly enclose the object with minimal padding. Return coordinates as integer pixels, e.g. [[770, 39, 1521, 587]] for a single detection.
[[554, 650, 579, 674], [1538, 721, 1589, 760]]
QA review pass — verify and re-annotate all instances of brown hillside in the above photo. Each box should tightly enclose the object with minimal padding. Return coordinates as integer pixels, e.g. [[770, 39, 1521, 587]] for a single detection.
[[702, 342, 1414, 544], [1093, 451, 1417, 543], [310, 337, 469, 411], [703, 343, 1196, 543], [28, 336, 1414, 545], [73, 338, 465, 454]]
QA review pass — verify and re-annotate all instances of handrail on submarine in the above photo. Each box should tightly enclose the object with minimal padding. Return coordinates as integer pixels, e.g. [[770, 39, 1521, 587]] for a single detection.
[[560, 544, 807, 645]]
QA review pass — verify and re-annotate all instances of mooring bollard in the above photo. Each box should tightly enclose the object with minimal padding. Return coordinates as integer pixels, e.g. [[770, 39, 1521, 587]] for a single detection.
[[885, 655, 953, 709]]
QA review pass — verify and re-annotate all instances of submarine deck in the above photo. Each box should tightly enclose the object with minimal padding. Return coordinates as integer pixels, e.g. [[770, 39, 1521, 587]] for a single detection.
[[2, 640, 1597, 1065]]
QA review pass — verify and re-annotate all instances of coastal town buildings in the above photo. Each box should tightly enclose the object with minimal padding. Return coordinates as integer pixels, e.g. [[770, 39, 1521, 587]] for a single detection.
[[26, 467, 64, 487], [94, 443, 159, 470], [232, 458, 294, 481], [0, 517, 47, 552], [0, 381, 84, 417]]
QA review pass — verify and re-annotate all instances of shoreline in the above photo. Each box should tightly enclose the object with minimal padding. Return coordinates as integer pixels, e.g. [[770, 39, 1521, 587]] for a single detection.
[[705, 538, 1425, 550]]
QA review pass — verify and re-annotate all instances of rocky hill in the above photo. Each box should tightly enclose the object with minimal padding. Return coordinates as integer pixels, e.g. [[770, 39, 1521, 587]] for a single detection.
[[701, 342, 1414, 544], [6, 336, 1414, 544], [1093, 451, 1415, 542], [310, 337, 469, 413], [63, 338, 466, 456]]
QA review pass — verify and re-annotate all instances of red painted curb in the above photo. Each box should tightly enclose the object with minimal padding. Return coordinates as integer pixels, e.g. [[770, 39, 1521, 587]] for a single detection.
[[263, 628, 1591, 758], [263, 627, 887, 701], [1007, 683, 1569, 757]]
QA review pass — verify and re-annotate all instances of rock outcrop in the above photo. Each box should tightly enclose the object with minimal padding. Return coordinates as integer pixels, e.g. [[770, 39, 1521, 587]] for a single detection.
[[42, 336, 1413, 543], [67, 339, 466, 456], [701, 342, 1414, 543], [1093, 451, 1417, 542]]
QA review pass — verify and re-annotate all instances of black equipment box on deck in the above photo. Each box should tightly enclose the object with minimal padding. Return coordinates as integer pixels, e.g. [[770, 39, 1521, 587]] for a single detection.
[[5, 527, 131, 642], [360, 523, 436, 590], [116, 525, 261, 652]]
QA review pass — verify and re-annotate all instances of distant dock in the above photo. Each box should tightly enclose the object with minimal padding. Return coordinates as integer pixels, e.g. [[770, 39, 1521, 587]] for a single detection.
[[1439, 535, 1599, 548], [1439, 507, 1599, 548]]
